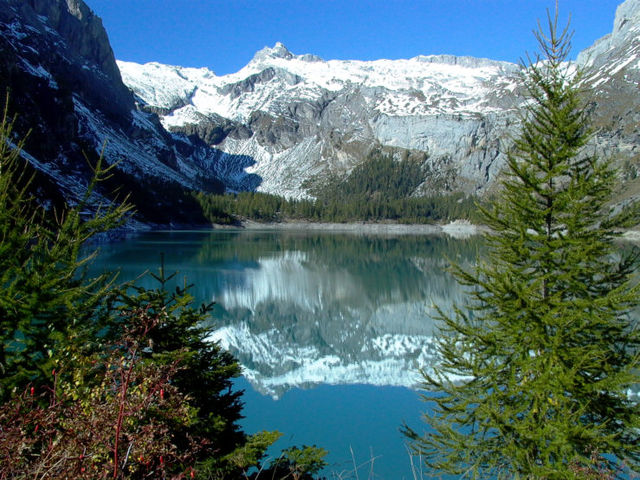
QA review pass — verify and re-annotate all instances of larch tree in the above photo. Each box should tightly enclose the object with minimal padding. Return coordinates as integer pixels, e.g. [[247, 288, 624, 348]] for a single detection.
[[405, 9, 640, 480]]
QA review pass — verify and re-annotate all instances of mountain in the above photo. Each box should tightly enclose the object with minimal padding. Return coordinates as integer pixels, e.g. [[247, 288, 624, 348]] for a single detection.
[[119, 47, 523, 199], [2, 0, 640, 223], [577, 0, 640, 204], [0, 0, 259, 225], [117, 0, 640, 203]]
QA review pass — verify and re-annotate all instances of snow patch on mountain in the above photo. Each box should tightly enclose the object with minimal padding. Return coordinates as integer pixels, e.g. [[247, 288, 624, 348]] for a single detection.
[[119, 51, 519, 123], [220, 136, 323, 199]]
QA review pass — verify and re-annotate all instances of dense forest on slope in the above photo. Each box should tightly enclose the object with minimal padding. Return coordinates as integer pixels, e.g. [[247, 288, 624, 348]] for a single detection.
[[195, 152, 483, 224]]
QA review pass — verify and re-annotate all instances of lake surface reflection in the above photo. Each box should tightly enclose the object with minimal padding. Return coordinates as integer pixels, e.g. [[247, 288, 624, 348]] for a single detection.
[[91, 229, 482, 479]]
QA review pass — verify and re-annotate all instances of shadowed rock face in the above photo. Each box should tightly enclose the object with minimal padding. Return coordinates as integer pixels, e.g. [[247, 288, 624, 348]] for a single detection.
[[10, 0, 133, 123], [0, 0, 260, 224]]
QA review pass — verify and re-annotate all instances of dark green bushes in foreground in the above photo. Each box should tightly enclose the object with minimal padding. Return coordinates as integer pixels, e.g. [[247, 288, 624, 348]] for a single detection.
[[0, 104, 326, 478]]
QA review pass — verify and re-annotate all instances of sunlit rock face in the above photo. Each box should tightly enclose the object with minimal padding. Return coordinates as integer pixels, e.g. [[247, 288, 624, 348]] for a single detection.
[[119, 49, 523, 199], [202, 233, 480, 398], [577, 0, 640, 207]]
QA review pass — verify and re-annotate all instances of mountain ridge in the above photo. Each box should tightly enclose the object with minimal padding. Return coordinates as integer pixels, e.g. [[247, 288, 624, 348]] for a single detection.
[[117, 0, 640, 203], [118, 41, 524, 199], [2, 0, 640, 222]]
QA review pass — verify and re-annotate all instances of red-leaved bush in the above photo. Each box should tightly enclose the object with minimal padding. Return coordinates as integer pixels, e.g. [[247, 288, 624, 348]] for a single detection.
[[0, 307, 209, 479]]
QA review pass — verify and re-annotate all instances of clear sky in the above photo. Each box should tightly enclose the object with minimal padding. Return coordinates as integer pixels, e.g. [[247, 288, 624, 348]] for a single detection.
[[85, 0, 623, 75]]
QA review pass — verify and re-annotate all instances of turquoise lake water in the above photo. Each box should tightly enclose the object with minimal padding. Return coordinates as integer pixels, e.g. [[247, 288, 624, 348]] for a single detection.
[[90, 229, 482, 479]]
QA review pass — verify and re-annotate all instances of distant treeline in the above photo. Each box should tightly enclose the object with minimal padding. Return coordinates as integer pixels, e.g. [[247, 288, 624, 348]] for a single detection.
[[195, 152, 483, 224]]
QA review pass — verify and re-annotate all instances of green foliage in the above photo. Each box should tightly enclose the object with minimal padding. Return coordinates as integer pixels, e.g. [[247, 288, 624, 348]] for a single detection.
[[318, 151, 425, 200], [194, 152, 482, 225], [0, 306, 204, 479], [312, 150, 479, 223], [210, 430, 283, 479], [405, 11, 640, 479], [273, 445, 329, 480], [0, 100, 131, 400], [116, 260, 248, 473], [117, 266, 330, 479], [0, 101, 326, 479]]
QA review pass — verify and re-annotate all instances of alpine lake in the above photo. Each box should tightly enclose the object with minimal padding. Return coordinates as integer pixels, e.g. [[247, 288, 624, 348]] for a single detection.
[[89, 228, 484, 479]]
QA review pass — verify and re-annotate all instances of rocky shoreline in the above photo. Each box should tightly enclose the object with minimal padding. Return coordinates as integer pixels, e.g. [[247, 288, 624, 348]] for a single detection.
[[234, 219, 487, 239], [228, 220, 640, 243]]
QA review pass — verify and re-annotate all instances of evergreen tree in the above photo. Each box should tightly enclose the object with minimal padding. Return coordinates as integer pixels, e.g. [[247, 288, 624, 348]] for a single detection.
[[0, 100, 131, 399], [115, 264, 327, 479], [405, 10, 640, 479], [116, 262, 247, 473]]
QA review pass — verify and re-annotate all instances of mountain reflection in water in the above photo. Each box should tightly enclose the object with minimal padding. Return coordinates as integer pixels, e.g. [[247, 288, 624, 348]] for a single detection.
[[91, 230, 482, 398]]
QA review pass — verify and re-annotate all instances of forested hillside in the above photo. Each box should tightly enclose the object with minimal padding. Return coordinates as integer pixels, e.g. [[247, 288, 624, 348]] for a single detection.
[[196, 151, 482, 224]]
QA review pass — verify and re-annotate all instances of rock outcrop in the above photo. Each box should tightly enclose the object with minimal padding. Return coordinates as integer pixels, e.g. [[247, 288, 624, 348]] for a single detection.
[[0, 0, 255, 224], [576, 0, 640, 205]]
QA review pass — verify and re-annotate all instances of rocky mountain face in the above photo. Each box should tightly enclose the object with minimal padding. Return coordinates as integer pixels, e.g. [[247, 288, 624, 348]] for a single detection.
[[119, 48, 524, 199], [116, 0, 640, 202], [2, 0, 640, 221], [577, 0, 640, 203], [0, 0, 258, 224]]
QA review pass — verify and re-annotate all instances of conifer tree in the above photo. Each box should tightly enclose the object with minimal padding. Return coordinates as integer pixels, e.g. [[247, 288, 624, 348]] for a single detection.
[[0, 99, 131, 399], [406, 10, 640, 479], [115, 262, 247, 470]]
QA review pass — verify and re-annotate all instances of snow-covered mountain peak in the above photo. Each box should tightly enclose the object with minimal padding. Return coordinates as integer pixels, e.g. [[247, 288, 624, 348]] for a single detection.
[[250, 42, 325, 65], [241, 46, 520, 92], [251, 41, 295, 62], [119, 43, 523, 124], [119, 43, 518, 111], [115, 0, 640, 201], [116, 41, 526, 197]]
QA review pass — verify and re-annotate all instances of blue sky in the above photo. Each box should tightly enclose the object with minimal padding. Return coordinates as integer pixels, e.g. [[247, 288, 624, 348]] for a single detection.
[[85, 0, 623, 75]]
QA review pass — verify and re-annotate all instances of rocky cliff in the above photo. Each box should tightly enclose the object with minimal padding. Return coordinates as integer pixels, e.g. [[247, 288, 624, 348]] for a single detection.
[[577, 0, 640, 204], [0, 0, 257, 224]]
